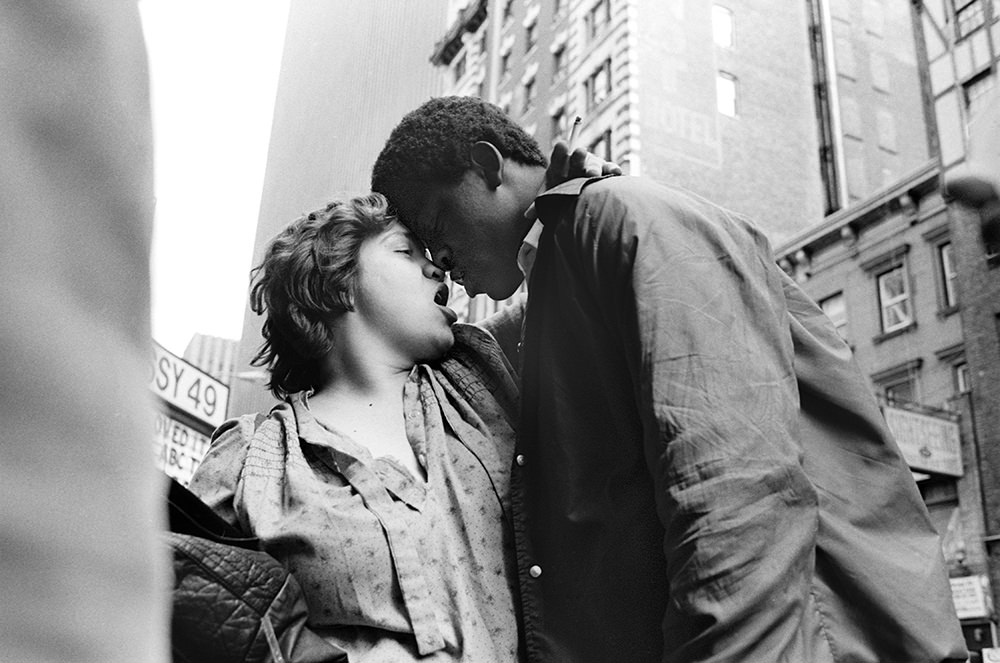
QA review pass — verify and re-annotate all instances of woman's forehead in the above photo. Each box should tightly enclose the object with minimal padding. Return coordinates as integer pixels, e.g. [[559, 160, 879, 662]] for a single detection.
[[377, 222, 425, 250]]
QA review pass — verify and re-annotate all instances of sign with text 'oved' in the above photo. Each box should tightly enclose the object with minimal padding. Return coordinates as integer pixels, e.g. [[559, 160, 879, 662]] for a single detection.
[[149, 340, 229, 428], [154, 410, 213, 486]]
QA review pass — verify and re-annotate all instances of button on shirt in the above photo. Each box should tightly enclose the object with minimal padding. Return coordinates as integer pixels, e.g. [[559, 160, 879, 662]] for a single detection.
[[191, 325, 522, 662]]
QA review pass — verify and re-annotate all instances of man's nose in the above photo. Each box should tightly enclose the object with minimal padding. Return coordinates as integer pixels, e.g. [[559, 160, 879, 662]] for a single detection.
[[432, 248, 454, 271]]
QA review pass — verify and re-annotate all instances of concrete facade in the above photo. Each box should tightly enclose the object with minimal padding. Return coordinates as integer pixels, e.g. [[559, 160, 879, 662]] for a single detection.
[[228, 0, 449, 417]]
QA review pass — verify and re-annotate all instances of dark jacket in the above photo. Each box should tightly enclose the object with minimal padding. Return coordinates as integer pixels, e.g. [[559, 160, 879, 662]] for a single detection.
[[512, 175, 967, 662], [167, 480, 349, 663]]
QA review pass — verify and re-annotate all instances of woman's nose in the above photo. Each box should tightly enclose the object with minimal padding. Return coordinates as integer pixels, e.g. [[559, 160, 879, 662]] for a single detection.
[[423, 260, 445, 281]]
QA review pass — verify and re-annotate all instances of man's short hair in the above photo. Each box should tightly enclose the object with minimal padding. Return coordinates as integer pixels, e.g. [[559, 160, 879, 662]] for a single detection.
[[371, 96, 546, 221], [249, 193, 394, 398]]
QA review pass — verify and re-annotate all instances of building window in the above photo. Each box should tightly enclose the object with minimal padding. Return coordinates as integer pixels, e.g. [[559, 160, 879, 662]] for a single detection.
[[587, 0, 611, 40], [884, 376, 916, 403], [525, 20, 537, 51], [834, 31, 857, 79], [500, 50, 512, 79], [876, 108, 897, 152], [551, 107, 568, 138], [589, 128, 612, 161], [965, 70, 996, 119], [938, 242, 958, 308], [877, 264, 913, 333], [712, 5, 734, 48], [523, 77, 536, 113], [453, 52, 467, 84], [499, 92, 512, 116], [586, 58, 612, 109], [552, 44, 567, 79], [820, 292, 849, 341], [478, 30, 489, 57], [553, 0, 565, 18], [716, 72, 738, 117], [870, 52, 890, 92], [872, 359, 923, 405], [503, 0, 515, 24], [863, 0, 886, 35], [954, 362, 971, 394], [954, 0, 985, 39]]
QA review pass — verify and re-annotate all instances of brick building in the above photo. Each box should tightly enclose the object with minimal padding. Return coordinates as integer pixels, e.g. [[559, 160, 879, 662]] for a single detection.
[[774, 161, 997, 653]]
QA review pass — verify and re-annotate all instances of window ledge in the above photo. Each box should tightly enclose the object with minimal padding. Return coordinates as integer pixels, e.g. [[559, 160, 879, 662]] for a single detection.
[[937, 304, 961, 319], [873, 322, 917, 345]]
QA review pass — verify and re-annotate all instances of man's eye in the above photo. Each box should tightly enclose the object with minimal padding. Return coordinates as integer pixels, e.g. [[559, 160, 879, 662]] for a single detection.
[[396, 249, 413, 255]]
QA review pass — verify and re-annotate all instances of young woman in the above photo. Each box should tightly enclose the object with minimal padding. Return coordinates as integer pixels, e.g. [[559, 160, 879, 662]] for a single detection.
[[189, 193, 523, 661]]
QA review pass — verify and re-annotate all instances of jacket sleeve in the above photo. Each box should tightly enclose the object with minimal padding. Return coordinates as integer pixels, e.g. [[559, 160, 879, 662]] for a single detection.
[[188, 416, 258, 533], [569, 179, 820, 662], [474, 291, 526, 372]]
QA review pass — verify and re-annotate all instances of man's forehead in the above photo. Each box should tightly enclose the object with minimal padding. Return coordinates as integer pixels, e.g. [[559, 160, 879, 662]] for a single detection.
[[386, 181, 443, 243]]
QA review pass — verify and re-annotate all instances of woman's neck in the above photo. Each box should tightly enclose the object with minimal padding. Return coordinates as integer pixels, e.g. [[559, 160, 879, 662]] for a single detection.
[[308, 368, 425, 480]]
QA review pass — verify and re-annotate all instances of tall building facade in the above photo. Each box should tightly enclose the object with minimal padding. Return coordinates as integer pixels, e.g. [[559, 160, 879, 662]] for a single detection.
[[435, 0, 1000, 656], [228, 0, 449, 417], [184, 333, 239, 386], [431, 0, 939, 318], [778, 0, 1000, 656], [433, 0, 827, 240]]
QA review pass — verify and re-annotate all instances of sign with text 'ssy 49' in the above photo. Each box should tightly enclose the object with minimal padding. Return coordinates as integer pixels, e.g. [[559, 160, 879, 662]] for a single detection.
[[150, 340, 229, 428]]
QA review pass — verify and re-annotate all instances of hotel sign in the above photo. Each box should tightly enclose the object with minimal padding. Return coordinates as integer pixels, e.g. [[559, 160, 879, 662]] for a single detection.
[[883, 404, 963, 477]]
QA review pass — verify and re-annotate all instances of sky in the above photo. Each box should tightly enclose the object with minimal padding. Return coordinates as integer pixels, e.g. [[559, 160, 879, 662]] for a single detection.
[[139, 1, 290, 356]]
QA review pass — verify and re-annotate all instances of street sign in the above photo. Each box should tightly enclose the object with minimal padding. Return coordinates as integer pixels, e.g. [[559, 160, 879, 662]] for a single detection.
[[153, 411, 214, 486], [149, 340, 230, 428], [883, 404, 963, 477]]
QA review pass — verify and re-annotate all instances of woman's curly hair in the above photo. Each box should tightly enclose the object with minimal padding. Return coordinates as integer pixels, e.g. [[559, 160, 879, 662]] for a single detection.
[[250, 193, 394, 399]]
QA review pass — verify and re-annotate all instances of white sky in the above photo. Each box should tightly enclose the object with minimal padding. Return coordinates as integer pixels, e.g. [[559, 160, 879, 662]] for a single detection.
[[140, 1, 290, 356]]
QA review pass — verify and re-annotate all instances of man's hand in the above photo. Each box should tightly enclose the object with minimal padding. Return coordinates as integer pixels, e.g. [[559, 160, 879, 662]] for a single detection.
[[525, 141, 622, 222], [545, 140, 622, 189]]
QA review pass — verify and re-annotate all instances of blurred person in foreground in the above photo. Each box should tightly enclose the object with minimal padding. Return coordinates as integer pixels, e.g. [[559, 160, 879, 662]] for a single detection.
[[188, 155, 612, 661], [370, 95, 967, 663], [0, 2, 169, 662]]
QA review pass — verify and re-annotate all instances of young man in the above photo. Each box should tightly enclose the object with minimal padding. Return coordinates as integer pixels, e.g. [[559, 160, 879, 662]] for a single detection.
[[371, 96, 966, 663]]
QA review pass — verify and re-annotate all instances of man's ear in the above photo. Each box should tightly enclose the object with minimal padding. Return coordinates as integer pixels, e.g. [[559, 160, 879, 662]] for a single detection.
[[470, 141, 503, 189]]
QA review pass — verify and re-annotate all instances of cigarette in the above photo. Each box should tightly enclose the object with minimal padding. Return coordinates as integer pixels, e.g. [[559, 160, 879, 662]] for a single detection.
[[568, 116, 582, 146]]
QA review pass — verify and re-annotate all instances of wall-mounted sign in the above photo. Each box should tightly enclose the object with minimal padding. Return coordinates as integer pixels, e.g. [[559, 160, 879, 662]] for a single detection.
[[883, 404, 963, 477], [153, 411, 213, 486], [149, 340, 229, 428], [950, 575, 992, 620]]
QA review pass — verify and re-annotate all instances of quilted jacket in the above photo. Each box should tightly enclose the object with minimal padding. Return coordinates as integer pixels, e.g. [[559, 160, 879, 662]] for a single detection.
[[167, 477, 348, 663], [168, 531, 349, 663]]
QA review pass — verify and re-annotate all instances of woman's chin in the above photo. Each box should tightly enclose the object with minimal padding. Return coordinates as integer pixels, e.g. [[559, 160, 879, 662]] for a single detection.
[[418, 331, 455, 363]]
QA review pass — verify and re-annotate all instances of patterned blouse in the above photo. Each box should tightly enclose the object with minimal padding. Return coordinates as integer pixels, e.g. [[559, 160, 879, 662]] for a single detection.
[[189, 325, 521, 662]]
